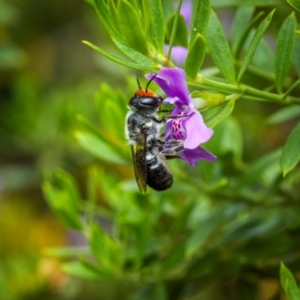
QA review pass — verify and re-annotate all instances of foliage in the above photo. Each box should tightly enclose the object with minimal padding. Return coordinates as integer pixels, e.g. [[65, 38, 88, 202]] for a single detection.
[[41, 0, 300, 299]]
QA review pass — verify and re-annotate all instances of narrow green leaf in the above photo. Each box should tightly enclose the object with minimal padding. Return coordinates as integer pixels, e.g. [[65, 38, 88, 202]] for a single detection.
[[267, 105, 300, 124], [147, 0, 164, 52], [191, 90, 226, 106], [112, 39, 155, 68], [44, 247, 90, 258], [77, 114, 110, 145], [233, 11, 264, 59], [89, 223, 106, 262], [62, 260, 115, 281], [237, 10, 274, 82], [281, 121, 300, 176], [162, 243, 185, 272], [140, 0, 151, 34], [282, 78, 300, 100], [89, 223, 121, 270], [185, 34, 206, 79], [108, 0, 120, 32], [42, 171, 83, 230], [93, 0, 125, 43], [190, 0, 210, 44], [286, 0, 300, 12], [167, 0, 184, 59], [294, 30, 300, 77], [219, 117, 243, 160], [166, 14, 188, 47], [117, 0, 148, 55], [238, 149, 281, 187], [231, 7, 255, 51], [252, 37, 275, 72], [82, 41, 154, 70], [275, 12, 297, 93], [280, 262, 300, 300], [205, 99, 235, 128], [211, 0, 284, 6], [186, 208, 222, 257], [75, 130, 128, 165], [206, 10, 236, 84]]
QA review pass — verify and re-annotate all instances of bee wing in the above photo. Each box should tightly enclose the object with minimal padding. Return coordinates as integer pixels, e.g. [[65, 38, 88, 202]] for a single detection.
[[131, 133, 147, 193]]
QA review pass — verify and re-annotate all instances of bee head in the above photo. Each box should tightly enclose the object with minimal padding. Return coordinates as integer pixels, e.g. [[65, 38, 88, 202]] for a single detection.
[[129, 74, 163, 114], [129, 89, 163, 113]]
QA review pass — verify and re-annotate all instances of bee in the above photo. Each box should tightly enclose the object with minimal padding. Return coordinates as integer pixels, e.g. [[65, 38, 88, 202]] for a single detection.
[[125, 75, 175, 193]]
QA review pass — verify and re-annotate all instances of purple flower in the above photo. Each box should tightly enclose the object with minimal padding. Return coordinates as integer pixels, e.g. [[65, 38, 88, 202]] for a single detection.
[[146, 68, 216, 165], [164, 45, 188, 67], [179, 0, 192, 29], [164, 1, 192, 66]]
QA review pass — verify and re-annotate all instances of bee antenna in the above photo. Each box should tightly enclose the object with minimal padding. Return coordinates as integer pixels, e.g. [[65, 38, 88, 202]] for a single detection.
[[136, 71, 142, 89], [145, 74, 157, 92]]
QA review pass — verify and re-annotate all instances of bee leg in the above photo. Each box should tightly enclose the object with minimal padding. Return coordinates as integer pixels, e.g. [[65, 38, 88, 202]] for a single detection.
[[161, 112, 195, 122], [161, 142, 184, 156]]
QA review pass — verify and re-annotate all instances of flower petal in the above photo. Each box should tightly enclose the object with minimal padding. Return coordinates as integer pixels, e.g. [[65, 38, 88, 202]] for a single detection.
[[164, 121, 173, 141], [147, 68, 190, 105], [164, 45, 188, 67], [183, 109, 213, 149], [179, 0, 192, 28], [180, 147, 217, 166]]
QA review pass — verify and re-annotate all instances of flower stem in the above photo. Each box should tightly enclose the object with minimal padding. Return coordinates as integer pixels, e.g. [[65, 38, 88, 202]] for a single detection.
[[190, 75, 300, 105], [167, 0, 183, 60]]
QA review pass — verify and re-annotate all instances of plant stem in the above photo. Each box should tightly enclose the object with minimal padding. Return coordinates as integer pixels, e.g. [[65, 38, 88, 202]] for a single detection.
[[167, 0, 183, 60], [190, 75, 300, 105]]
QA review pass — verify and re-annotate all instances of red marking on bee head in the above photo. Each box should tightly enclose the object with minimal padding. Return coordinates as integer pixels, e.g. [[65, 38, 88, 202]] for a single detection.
[[134, 88, 158, 98]]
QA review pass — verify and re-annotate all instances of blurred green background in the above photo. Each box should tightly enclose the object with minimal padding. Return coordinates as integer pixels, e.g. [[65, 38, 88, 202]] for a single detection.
[[1, 0, 300, 299], [0, 0, 119, 298]]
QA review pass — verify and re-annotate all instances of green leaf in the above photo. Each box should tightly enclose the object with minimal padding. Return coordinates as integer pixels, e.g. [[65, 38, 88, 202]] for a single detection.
[[44, 247, 90, 258], [166, 0, 185, 58], [286, 0, 300, 12], [239, 149, 281, 187], [147, 0, 164, 52], [190, 0, 211, 44], [237, 10, 274, 82], [211, 0, 284, 6], [267, 105, 300, 124], [75, 130, 128, 165], [294, 30, 300, 77], [162, 243, 186, 272], [89, 223, 121, 270], [62, 260, 115, 281], [231, 7, 255, 52], [233, 11, 265, 59], [107, 38, 156, 68], [275, 12, 297, 93], [186, 208, 222, 257], [42, 170, 83, 230], [218, 117, 243, 160], [281, 121, 300, 176], [191, 90, 226, 106], [77, 114, 127, 156], [108, 0, 120, 32], [117, 0, 149, 55], [82, 41, 154, 70], [206, 10, 236, 84], [185, 34, 206, 79], [251, 37, 275, 72], [282, 78, 300, 100], [93, 0, 125, 44], [280, 262, 300, 300], [205, 99, 235, 128], [166, 14, 188, 47]]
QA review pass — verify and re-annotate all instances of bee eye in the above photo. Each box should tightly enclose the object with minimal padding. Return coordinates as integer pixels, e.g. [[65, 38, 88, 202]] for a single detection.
[[141, 97, 157, 106]]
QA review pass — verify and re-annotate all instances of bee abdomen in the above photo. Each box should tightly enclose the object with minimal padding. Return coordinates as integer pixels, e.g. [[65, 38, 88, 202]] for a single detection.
[[146, 165, 173, 191]]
